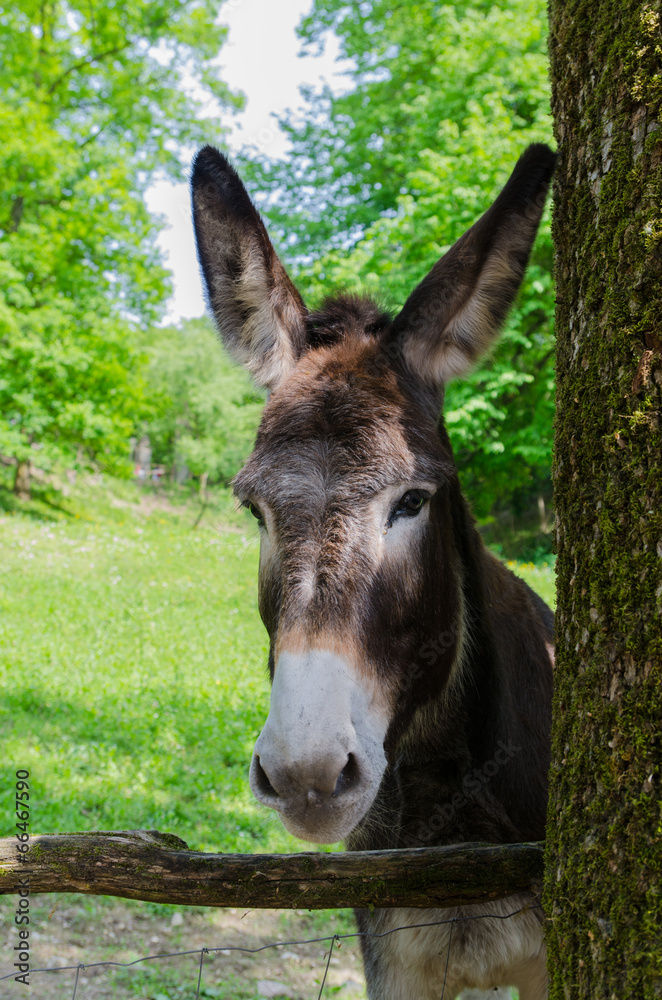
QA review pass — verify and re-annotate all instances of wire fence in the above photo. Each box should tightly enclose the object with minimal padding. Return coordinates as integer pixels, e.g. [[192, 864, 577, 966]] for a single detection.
[[1, 903, 540, 1000]]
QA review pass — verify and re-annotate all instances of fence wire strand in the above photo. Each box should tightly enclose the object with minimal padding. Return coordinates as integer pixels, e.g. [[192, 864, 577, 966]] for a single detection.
[[317, 934, 340, 1000], [70, 962, 81, 1000], [439, 915, 456, 1000], [0, 903, 542, 998], [194, 946, 208, 1000]]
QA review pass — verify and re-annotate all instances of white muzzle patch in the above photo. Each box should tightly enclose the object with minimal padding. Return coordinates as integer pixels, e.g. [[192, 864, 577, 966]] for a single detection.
[[250, 648, 388, 843]]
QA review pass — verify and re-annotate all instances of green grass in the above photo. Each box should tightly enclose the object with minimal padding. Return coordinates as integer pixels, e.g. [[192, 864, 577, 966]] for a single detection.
[[0, 476, 300, 853], [0, 475, 555, 852], [507, 558, 556, 608]]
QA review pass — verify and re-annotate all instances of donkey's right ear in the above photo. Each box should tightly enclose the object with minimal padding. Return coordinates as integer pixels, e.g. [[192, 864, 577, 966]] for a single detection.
[[191, 146, 307, 391]]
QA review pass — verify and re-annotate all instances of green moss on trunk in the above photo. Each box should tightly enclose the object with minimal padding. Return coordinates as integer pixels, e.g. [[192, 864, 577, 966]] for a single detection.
[[545, 0, 662, 995]]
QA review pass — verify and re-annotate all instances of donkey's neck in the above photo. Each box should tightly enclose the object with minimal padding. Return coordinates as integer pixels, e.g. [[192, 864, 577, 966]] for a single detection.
[[349, 496, 553, 851]]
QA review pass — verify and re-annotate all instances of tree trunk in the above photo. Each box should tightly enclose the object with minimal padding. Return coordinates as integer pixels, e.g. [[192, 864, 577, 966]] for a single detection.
[[13, 460, 30, 499], [546, 1, 662, 995]]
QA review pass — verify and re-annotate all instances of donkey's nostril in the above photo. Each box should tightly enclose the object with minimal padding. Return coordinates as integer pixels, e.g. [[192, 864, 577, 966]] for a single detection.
[[254, 756, 279, 799], [332, 753, 360, 798]]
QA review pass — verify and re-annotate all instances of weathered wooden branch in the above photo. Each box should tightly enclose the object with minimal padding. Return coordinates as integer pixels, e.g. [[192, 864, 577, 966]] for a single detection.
[[0, 831, 543, 909]]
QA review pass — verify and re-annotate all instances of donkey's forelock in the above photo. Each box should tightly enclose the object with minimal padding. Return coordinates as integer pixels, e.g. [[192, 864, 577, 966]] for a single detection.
[[306, 294, 393, 349], [232, 331, 452, 511]]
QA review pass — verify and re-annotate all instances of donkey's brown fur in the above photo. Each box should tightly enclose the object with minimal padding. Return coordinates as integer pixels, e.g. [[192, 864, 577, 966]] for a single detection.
[[191, 144, 555, 999]]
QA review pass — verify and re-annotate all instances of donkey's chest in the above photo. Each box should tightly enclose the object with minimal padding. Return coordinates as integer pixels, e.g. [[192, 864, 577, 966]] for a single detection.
[[357, 894, 545, 999]]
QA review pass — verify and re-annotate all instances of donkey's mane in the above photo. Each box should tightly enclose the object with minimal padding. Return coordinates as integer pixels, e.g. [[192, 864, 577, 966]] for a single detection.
[[306, 294, 393, 350]]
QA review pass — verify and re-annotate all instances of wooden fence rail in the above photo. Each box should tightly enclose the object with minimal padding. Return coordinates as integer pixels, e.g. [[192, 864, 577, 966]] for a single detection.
[[0, 830, 543, 909]]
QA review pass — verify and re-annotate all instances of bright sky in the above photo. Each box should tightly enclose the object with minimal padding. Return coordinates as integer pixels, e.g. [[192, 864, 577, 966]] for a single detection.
[[145, 0, 348, 323]]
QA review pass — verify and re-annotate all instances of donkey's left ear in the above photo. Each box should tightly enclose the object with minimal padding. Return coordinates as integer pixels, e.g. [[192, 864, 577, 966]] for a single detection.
[[390, 144, 556, 388], [191, 146, 307, 391]]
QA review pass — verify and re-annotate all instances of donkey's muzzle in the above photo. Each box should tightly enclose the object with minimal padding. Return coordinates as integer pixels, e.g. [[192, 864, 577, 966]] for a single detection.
[[248, 648, 388, 843], [250, 748, 369, 841]]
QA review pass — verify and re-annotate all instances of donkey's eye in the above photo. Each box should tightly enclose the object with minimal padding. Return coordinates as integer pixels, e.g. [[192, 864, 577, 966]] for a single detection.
[[245, 501, 264, 526], [390, 490, 429, 524]]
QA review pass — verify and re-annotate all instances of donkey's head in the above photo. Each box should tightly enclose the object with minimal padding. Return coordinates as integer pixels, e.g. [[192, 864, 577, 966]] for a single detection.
[[191, 145, 554, 843]]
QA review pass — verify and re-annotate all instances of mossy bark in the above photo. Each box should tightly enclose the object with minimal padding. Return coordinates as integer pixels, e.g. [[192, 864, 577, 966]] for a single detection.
[[545, 0, 662, 995], [0, 831, 543, 909]]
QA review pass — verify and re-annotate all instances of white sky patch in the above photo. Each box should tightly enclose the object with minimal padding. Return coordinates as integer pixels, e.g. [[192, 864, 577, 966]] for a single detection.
[[146, 0, 351, 324]]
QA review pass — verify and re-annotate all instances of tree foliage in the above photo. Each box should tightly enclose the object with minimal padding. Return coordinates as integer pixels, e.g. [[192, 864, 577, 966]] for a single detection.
[[139, 317, 265, 484], [0, 0, 240, 485], [245, 0, 555, 518]]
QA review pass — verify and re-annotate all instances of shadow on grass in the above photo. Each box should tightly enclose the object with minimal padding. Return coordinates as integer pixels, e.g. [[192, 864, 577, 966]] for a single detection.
[[0, 480, 75, 522]]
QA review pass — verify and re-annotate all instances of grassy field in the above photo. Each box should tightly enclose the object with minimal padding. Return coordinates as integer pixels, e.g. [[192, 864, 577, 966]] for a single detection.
[[0, 475, 553, 998], [506, 558, 555, 608]]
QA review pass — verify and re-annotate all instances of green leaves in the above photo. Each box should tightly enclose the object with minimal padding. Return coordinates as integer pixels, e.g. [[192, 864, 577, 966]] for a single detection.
[[0, 312, 151, 474], [139, 317, 265, 485], [0, 0, 240, 483]]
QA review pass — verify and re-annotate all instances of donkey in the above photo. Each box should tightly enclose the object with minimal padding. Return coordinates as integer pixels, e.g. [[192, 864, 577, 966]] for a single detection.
[[191, 143, 555, 999]]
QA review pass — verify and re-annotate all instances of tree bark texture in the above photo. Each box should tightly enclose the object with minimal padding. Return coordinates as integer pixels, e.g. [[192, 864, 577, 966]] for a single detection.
[[546, 1, 662, 995], [0, 831, 543, 910], [13, 460, 30, 499]]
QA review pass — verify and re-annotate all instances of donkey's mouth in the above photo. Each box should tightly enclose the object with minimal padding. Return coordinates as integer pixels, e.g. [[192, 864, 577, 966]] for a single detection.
[[249, 751, 380, 843], [281, 792, 377, 844]]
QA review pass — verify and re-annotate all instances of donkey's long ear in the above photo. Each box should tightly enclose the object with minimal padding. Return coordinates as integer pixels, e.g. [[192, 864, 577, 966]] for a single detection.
[[390, 144, 555, 388], [191, 146, 307, 390]]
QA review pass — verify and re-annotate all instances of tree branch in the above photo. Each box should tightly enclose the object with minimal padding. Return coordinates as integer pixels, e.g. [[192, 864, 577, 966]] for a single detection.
[[0, 831, 544, 910], [77, 116, 118, 148], [47, 45, 129, 95], [9, 196, 24, 232]]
